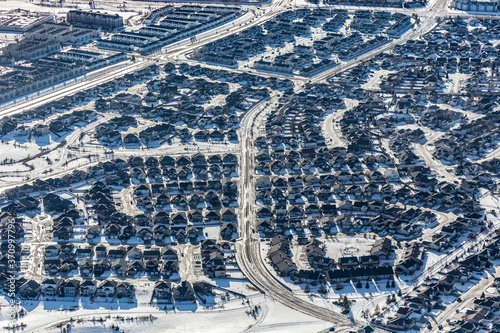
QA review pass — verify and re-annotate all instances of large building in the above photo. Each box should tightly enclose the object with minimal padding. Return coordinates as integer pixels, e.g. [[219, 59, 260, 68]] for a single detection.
[[25, 23, 99, 45], [0, 12, 53, 32], [67, 10, 123, 30], [2, 39, 61, 61], [453, 0, 499, 11]]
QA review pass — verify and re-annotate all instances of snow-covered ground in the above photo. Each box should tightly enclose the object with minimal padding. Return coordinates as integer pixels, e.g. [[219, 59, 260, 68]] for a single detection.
[[0, 293, 330, 333], [323, 236, 376, 261], [0, 0, 144, 22]]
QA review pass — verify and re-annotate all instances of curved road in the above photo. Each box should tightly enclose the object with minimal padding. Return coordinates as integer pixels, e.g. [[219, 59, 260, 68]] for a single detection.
[[235, 95, 360, 330]]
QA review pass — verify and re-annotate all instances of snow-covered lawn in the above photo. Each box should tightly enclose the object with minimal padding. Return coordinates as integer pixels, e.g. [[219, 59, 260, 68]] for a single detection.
[[323, 236, 376, 261], [0, 293, 331, 333]]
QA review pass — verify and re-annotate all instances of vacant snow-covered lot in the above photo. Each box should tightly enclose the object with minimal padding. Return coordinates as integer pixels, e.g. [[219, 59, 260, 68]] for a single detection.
[[0, 293, 331, 333]]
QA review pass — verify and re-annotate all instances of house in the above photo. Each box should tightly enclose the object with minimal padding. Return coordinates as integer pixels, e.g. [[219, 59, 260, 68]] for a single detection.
[[258, 220, 274, 237], [42, 278, 60, 297], [162, 260, 179, 279], [339, 256, 359, 269], [370, 238, 392, 259], [173, 281, 196, 302], [275, 258, 297, 277], [79, 258, 93, 277], [45, 244, 60, 258], [126, 246, 142, 260], [145, 259, 160, 277], [310, 256, 335, 271], [137, 227, 153, 242], [193, 281, 215, 297], [360, 255, 380, 268], [295, 270, 321, 284], [97, 280, 116, 298], [154, 281, 172, 301], [76, 247, 93, 259], [93, 259, 110, 277], [127, 261, 145, 276], [327, 269, 352, 283], [43, 193, 74, 212], [80, 280, 97, 297], [221, 208, 237, 222], [108, 247, 126, 259], [474, 298, 500, 311], [189, 210, 203, 223], [205, 210, 220, 223], [396, 306, 413, 319], [58, 279, 80, 298], [220, 223, 237, 241], [256, 177, 272, 190], [214, 265, 226, 278], [386, 318, 414, 330], [19, 280, 41, 299], [115, 281, 134, 298], [95, 245, 107, 258], [162, 247, 178, 261], [396, 242, 426, 274]]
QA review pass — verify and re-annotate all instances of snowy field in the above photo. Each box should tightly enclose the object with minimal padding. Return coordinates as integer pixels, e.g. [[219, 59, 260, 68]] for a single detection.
[[0, 0, 144, 21], [0, 294, 331, 333], [323, 236, 376, 261]]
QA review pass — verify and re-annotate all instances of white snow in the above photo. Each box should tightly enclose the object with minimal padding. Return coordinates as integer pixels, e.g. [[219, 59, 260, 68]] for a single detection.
[[1, 293, 331, 333]]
